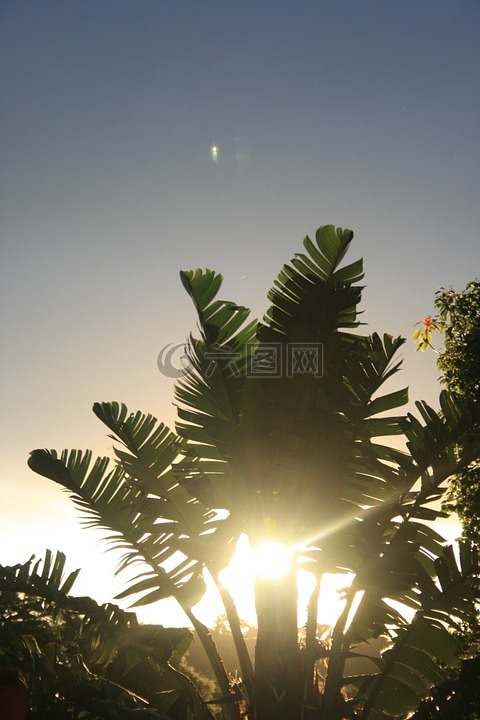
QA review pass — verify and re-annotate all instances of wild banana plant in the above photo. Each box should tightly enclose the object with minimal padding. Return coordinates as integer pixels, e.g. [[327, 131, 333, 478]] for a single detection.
[[0, 550, 205, 719], [29, 225, 480, 719]]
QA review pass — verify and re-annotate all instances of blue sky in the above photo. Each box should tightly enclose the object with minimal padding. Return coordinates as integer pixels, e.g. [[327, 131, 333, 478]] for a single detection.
[[1, 0, 479, 623]]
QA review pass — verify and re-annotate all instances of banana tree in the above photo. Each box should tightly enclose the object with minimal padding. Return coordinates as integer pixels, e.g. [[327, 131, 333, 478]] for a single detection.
[[29, 225, 480, 719]]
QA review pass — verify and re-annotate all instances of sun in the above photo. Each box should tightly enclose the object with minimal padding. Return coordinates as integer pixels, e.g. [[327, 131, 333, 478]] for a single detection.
[[252, 541, 292, 579], [209, 536, 348, 627]]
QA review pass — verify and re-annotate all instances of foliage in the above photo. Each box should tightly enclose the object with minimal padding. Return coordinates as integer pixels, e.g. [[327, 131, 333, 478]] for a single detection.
[[433, 281, 480, 542], [443, 464, 480, 543], [413, 280, 480, 718], [0, 550, 210, 720], [414, 281, 480, 537], [28, 226, 480, 719], [435, 280, 480, 402], [409, 654, 480, 720]]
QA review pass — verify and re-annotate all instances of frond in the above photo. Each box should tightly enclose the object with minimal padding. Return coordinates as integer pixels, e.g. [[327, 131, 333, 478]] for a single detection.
[[0, 551, 193, 673], [174, 269, 257, 512], [262, 224, 364, 338], [350, 542, 480, 718], [397, 391, 480, 520], [28, 448, 206, 608], [93, 401, 179, 493], [93, 401, 238, 573], [0, 549, 80, 597]]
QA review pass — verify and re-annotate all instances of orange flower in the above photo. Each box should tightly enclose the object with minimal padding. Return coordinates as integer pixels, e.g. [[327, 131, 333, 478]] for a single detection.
[[422, 316, 436, 331], [413, 316, 443, 352]]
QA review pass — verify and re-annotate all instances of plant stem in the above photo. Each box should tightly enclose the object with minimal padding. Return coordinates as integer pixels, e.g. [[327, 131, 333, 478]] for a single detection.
[[302, 575, 321, 719], [184, 606, 242, 720], [211, 571, 255, 697], [321, 587, 356, 720]]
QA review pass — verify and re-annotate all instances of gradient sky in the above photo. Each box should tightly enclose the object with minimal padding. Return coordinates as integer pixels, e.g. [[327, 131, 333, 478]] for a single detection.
[[1, 0, 479, 625]]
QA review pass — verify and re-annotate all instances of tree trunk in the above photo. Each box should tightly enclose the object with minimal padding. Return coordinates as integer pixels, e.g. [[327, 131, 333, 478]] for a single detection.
[[253, 560, 302, 720]]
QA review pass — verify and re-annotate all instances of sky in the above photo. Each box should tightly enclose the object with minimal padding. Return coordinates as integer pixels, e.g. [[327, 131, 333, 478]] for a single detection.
[[1, 0, 479, 627]]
